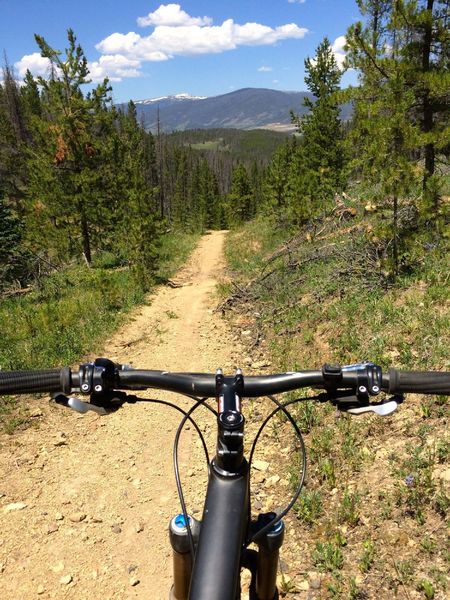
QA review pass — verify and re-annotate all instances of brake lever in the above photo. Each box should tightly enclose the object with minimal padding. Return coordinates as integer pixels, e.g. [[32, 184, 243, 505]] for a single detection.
[[53, 393, 111, 415], [317, 391, 404, 417], [345, 398, 401, 416], [52, 391, 129, 415]]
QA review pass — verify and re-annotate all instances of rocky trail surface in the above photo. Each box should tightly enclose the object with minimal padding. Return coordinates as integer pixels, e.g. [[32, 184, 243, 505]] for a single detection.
[[0, 231, 247, 600]]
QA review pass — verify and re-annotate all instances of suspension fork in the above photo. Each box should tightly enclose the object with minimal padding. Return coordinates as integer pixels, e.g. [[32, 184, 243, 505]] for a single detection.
[[254, 516, 285, 600]]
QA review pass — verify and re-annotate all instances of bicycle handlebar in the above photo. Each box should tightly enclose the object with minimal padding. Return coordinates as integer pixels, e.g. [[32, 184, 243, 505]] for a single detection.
[[0, 368, 70, 395], [387, 369, 450, 395], [1, 362, 450, 397]]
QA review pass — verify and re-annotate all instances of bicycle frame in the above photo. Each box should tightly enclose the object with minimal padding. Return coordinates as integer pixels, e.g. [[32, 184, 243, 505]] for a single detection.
[[189, 463, 250, 599]]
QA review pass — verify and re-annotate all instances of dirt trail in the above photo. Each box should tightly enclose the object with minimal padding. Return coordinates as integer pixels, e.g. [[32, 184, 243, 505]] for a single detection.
[[0, 231, 241, 600]]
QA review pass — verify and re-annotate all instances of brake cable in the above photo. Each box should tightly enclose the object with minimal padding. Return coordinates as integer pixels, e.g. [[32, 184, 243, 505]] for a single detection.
[[246, 394, 324, 545], [173, 395, 218, 558], [122, 393, 215, 560]]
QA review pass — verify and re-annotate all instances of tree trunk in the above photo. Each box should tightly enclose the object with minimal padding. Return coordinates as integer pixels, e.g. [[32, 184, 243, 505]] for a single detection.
[[421, 0, 435, 196], [393, 192, 399, 278], [78, 200, 92, 265]]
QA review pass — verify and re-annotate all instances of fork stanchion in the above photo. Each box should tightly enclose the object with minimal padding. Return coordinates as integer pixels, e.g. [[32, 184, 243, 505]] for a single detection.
[[169, 514, 201, 600], [255, 516, 285, 600]]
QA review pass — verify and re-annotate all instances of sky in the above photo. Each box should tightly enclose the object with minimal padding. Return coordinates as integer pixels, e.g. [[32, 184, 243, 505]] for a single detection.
[[0, 0, 362, 103]]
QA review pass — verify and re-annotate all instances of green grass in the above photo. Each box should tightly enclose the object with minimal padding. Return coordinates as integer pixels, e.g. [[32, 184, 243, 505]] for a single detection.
[[156, 230, 200, 281], [0, 267, 142, 371], [224, 215, 449, 371], [313, 541, 344, 572], [0, 230, 199, 431], [190, 140, 227, 152]]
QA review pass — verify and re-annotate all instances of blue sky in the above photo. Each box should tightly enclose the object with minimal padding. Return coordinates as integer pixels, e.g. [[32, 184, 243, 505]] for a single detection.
[[1, 1, 361, 102]]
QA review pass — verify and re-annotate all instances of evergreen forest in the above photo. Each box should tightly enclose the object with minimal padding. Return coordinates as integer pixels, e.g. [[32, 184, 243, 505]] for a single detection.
[[1, 2, 448, 300]]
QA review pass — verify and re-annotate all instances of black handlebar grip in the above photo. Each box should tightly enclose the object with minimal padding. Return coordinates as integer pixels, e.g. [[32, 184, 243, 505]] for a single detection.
[[388, 369, 450, 395], [0, 368, 71, 395]]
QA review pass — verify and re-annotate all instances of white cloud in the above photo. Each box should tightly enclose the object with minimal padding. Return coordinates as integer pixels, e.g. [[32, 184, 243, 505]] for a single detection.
[[331, 35, 347, 69], [14, 51, 141, 84], [95, 31, 142, 55], [96, 4, 308, 79], [97, 19, 308, 60], [288, 0, 306, 4], [17, 5, 309, 83], [15, 52, 51, 78], [88, 55, 143, 82], [258, 66, 273, 72], [137, 3, 212, 27]]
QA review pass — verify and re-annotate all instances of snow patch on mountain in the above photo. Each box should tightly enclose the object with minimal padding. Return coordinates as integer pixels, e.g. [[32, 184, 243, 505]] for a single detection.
[[135, 93, 207, 105]]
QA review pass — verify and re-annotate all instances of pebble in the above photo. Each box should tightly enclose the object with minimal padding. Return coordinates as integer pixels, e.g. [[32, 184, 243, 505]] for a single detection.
[[46, 522, 59, 534], [265, 475, 281, 488], [129, 576, 140, 587], [298, 580, 310, 591], [111, 524, 122, 534], [53, 434, 67, 447], [55, 513, 64, 521], [433, 468, 450, 483], [308, 572, 321, 590], [252, 460, 269, 472], [4, 502, 27, 512], [135, 521, 144, 533], [30, 409, 44, 418], [60, 574, 73, 585], [51, 561, 65, 574], [251, 361, 271, 369], [69, 512, 86, 523], [37, 585, 45, 595]]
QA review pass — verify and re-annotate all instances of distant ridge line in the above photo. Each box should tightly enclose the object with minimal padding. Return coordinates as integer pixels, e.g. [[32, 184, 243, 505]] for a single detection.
[[119, 87, 352, 133]]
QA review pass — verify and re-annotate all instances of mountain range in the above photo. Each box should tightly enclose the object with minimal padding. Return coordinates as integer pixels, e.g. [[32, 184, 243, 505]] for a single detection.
[[127, 87, 348, 133]]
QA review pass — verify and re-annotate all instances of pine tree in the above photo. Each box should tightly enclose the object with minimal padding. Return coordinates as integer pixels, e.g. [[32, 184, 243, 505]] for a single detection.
[[198, 159, 221, 230], [345, 0, 448, 273], [263, 140, 293, 220], [0, 197, 30, 288], [347, 1, 450, 194], [118, 101, 161, 289], [25, 30, 114, 265], [292, 38, 345, 214], [0, 62, 29, 211], [395, 0, 450, 202], [227, 163, 253, 225]]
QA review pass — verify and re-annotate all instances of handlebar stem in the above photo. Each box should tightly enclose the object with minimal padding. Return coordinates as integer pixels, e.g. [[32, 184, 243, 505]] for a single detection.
[[214, 369, 245, 474]]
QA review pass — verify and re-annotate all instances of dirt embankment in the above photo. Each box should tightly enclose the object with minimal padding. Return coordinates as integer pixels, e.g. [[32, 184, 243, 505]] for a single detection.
[[0, 231, 243, 600]]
